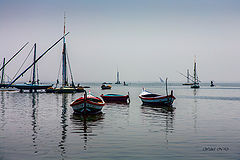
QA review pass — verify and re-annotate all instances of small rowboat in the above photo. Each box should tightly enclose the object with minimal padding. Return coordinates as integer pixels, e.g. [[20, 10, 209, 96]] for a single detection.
[[70, 91, 105, 114], [100, 93, 130, 103], [101, 84, 112, 90], [139, 89, 175, 106]]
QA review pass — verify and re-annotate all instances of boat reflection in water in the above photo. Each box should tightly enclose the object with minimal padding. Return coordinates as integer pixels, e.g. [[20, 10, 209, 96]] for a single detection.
[[30, 93, 40, 154], [70, 112, 104, 150], [58, 94, 69, 158], [141, 103, 175, 145]]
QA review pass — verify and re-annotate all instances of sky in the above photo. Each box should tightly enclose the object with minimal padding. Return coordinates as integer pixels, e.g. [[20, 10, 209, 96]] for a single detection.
[[1, 0, 240, 83]]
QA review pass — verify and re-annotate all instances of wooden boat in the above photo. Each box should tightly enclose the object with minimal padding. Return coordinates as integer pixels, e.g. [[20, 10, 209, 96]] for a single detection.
[[100, 93, 130, 103], [70, 91, 105, 114], [139, 89, 175, 106], [101, 84, 112, 90], [139, 78, 175, 106], [45, 14, 84, 93], [46, 86, 84, 93]]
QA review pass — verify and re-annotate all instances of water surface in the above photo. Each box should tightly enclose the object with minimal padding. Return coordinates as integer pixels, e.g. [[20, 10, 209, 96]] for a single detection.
[[0, 83, 240, 160]]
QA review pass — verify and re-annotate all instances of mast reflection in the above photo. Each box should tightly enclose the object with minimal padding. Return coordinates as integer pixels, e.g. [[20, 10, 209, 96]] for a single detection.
[[141, 104, 175, 145], [30, 92, 39, 154], [0, 91, 6, 131], [59, 94, 68, 157], [71, 112, 104, 150]]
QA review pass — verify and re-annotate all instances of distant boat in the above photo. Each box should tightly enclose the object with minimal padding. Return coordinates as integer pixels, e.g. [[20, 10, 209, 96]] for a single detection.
[[210, 81, 215, 87], [115, 68, 121, 84], [46, 14, 84, 93], [100, 93, 130, 103], [102, 82, 112, 84], [191, 57, 200, 89], [139, 78, 175, 106], [123, 81, 128, 86], [11, 43, 53, 92], [182, 69, 193, 85], [101, 84, 112, 90], [0, 42, 29, 88], [70, 91, 105, 114], [179, 58, 200, 88]]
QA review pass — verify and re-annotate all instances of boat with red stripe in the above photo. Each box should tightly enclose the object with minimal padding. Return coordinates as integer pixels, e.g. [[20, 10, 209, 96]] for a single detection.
[[70, 91, 105, 114], [139, 89, 175, 106]]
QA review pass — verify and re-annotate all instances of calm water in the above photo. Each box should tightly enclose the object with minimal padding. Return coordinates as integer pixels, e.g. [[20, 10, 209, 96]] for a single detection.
[[1, 83, 240, 160]]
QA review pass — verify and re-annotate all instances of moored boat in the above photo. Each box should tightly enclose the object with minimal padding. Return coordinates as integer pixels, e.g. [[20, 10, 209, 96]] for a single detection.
[[101, 84, 112, 90], [139, 89, 175, 106], [70, 91, 105, 114], [100, 93, 130, 103], [45, 14, 84, 93], [210, 81, 215, 87], [46, 86, 84, 93]]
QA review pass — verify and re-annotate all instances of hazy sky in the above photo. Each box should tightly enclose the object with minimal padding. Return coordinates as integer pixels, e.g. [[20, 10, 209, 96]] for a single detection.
[[1, 0, 240, 83]]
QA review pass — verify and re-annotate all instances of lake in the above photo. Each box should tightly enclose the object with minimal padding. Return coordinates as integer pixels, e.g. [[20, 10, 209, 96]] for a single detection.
[[0, 83, 240, 160]]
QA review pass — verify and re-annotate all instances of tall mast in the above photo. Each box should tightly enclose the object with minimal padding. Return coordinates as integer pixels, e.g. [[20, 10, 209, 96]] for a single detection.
[[62, 13, 67, 87], [116, 67, 120, 84], [187, 69, 189, 83], [1, 58, 5, 84], [32, 43, 37, 84], [193, 57, 197, 83]]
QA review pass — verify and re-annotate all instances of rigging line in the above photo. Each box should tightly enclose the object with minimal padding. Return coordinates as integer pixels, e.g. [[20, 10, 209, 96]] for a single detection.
[[66, 50, 75, 86], [177, 71, 195, 83], [0, 42, 29, 72], [9, 32, 70, 86], [12, 44, 35, 80]]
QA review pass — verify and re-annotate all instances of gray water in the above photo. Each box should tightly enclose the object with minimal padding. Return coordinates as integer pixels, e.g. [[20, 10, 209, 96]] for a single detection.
[[0, 83, 240, 160]]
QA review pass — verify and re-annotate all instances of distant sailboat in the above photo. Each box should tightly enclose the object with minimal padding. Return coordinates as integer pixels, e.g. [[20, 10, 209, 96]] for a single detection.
[[191, 57, 200, 89], [115, 68, 121, 84], [182, 69, 193, 85], [179, 57, 200, 88], [46, 14, 84, 93]]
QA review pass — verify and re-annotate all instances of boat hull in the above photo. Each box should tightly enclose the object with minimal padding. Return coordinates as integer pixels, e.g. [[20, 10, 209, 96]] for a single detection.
[[46, 87, 84, 93], [71, 102, 104, 114], [139, 95, 175, 106], [100, 94, 129, 103], [70, 94, 105, 114], [13, 84, 53, 92]]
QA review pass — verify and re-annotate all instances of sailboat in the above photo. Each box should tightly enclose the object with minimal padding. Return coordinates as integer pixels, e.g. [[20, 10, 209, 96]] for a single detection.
[[46, 14, 84, 93], [139, 78, 175, 106], [0, 42, 29, 88], [8, 33, 69, 92], [115, 68, 121, 84], [182, 69, 193, 85], [179, 58, 200, 88], [13, 43, 53, 92], [191, 58, 200, 89]]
